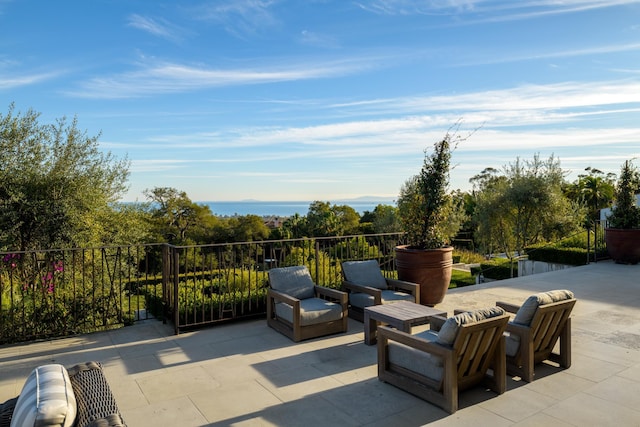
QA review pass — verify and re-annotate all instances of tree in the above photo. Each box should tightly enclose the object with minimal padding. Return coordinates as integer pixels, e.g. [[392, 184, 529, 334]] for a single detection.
[[275, 213, 307, 239], [305, 201, 339, 237], [144, 187, 219, 244], [472, 154, 584, 258], [226, 214, 270, 242], [333, 204, 360, 235], [371, 204, 402, 233], [0, 104, 131, 250], [304, 201, 361, 237], [565, 167, 615, 223]]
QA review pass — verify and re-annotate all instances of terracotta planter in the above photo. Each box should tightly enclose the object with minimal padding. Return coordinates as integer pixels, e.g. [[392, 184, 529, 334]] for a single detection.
[[395, 245, 453, 306], [605, 228, 640, 264]]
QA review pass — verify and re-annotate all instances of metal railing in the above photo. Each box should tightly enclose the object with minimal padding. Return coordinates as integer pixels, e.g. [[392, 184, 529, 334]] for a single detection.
[[1, 233, 405, 343], [163, 233, 405, 334], [0, 244, 165, 344]]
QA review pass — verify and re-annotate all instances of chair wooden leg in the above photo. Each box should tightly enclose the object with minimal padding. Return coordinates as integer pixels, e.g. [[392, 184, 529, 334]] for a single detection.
[[521, 327, 535, 383], [491, 337, 507, 394], [442, 354, 458, 414], [559, 318, 571, 368]]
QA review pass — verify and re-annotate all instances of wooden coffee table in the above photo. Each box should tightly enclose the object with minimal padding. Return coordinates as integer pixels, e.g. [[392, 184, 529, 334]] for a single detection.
[[363, 301, 447, 345]]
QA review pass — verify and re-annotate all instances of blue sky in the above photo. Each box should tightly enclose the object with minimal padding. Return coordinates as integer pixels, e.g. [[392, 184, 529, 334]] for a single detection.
[[2, 0, 640, 202]]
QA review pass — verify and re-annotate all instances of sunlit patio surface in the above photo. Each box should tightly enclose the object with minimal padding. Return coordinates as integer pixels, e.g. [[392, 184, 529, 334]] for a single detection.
[[2, 261, 640, 426]]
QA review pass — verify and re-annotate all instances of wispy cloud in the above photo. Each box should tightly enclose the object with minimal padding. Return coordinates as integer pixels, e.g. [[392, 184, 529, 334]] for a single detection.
[[455, 42, 640, 66], [121, 78, 640, 163], [130, 159, 189, 173], [66, 56, 384, 99], [357, 0, 640, 22], [298, 30, 340, 49], [0, 71, 62, 89], [194, 0, 279, 39], [127, 14, 185, 42]]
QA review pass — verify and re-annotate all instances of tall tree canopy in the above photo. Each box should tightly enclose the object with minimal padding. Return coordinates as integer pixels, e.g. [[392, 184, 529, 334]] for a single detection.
[[0, 104, 131, 250], [472, 155, 584, 257]]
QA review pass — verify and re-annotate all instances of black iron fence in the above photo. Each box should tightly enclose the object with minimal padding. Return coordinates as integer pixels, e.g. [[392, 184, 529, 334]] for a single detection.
[[1, 233, 405, 343]]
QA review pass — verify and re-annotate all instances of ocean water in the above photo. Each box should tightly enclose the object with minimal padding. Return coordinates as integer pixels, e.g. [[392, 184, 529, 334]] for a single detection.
[[201, 200, 394, 217]]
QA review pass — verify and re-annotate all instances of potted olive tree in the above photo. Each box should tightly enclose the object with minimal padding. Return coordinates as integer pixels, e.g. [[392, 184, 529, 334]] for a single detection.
[[395, 129, 466, 305], [605, 160, 640, 264]]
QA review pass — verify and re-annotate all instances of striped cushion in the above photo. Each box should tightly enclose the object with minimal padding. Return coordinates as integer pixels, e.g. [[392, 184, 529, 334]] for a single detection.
[[11, 364, 77, 427]]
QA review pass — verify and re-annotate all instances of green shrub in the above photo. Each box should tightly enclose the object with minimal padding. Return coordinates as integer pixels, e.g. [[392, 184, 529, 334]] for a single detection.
[[449, 269, 476, 288], [453, 249, 485, 264], [524, 244, 589, 266], [470, 258, 517, 280]]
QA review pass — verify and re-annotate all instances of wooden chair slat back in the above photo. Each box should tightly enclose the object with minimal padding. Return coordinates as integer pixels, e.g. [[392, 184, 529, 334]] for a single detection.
[[530, 299, 576, 356]]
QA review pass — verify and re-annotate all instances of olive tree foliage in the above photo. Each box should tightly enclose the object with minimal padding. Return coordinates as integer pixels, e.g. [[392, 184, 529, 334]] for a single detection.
[[471, 155, 584, 258], [144, 187, 219, 245], [0, 104, 134, 250]]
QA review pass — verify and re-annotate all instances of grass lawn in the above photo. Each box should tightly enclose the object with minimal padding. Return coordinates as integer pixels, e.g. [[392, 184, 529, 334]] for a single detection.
[[450, 269, 476, 288]]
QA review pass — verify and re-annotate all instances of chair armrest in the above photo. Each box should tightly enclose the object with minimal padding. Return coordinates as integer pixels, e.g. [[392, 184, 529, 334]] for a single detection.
[[267, 288, 300, 306], [385, 278, 419, 294], [378, 325, 451, 357], [429, 315, 448, 332], [315, 286, 348, 304], [496, 301, 520, 314], [342, 280, 383, 305], [342, 280, 383, 297]]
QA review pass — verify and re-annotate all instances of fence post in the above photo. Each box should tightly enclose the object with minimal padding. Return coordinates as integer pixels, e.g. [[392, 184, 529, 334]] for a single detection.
[[315, 240, 321, 284], [172, 247, 180, 335]]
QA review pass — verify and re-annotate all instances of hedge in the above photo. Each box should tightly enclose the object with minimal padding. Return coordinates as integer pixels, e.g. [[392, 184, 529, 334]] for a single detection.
[[470, 258, 518, 280], [524, 244, 589, 266]]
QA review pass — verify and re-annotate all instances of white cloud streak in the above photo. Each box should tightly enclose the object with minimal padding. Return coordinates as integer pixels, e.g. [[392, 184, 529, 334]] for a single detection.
[[127, 14, 184, 42], [0, 71, 62, 89], [66, 56, 382, 99], [357, 0, 640, 21]]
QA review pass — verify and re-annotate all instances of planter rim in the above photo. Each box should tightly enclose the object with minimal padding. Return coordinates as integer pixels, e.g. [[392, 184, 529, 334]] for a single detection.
[[395, 245, 454, 253]]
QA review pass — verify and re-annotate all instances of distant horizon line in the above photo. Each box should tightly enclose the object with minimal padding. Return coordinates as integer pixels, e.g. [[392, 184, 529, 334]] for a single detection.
[[121, 196, 397, 204]]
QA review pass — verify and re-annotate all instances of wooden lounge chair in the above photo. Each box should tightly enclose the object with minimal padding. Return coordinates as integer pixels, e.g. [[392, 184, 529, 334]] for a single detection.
[[341, 260, 419, 322], [267, 266, 348, 342], [378, 307, 509, 414], [497, 289, 576, 382]]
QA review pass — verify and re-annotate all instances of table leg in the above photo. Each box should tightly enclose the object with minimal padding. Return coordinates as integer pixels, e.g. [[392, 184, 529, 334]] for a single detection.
[[364, 312, 377, 345]]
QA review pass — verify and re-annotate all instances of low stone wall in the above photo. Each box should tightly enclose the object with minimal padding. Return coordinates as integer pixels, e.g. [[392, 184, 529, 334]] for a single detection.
[[518, 259, 574, 277]]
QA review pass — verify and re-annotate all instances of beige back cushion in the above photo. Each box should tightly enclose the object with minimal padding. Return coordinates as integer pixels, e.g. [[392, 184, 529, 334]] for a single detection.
[[437, 307, 506, 345], [513, 289, 574, 326]]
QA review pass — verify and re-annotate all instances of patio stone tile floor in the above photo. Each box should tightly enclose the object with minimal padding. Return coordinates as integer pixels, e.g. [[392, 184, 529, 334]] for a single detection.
[[1, 261, 639, 426]]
